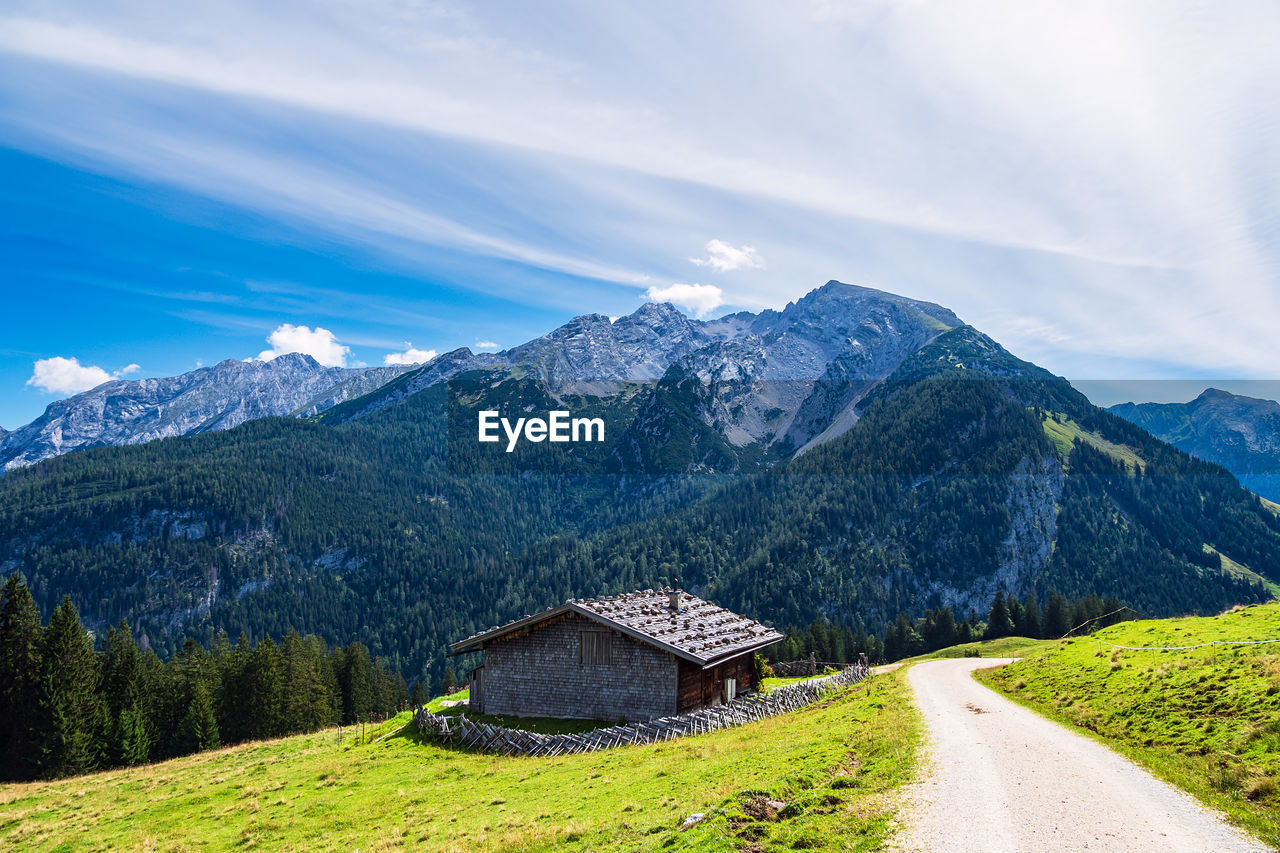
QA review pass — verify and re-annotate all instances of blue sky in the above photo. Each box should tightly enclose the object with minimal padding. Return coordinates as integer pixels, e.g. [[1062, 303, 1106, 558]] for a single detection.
[[2, 1, 1279, 428]]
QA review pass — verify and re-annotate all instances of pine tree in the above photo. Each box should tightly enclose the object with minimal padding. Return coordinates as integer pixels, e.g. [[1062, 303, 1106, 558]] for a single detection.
[[338, 642, 376, 724], [411, 681, 429, 708], [281, 630, 331, 734], [176, 681, 220, 753], [115, 705, 151, 766], [216, 633, 254, 744], [247, 636, 286, 738], [984, 591, 1014, 640], [1043, 592, 1070, 638], [36, 597, 106, 777], [101, 620, 151, 765], [0, 574, 43, 780], [1022, 592, 1042, 639]]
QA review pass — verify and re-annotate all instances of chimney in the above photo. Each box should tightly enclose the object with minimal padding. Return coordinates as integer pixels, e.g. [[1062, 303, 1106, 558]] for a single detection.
[[668, 589, 681, 612]]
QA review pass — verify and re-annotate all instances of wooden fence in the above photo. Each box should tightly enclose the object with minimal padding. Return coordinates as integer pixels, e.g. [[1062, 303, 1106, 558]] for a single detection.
[[413, 661, 869, 757]]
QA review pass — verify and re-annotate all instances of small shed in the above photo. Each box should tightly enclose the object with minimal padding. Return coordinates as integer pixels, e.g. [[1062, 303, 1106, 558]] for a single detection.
[[450, 588, 784, 722]]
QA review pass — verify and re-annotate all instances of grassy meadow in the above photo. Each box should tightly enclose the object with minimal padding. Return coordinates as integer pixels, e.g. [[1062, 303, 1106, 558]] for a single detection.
[[908, 635, 1056, 662], [979, 602, 1280, 847], [0, 670, 920, 852]]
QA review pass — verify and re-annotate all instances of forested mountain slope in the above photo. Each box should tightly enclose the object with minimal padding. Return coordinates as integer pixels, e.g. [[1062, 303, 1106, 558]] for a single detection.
[[2, 286, 1277, 688], [1111, 389, 1280, 502]]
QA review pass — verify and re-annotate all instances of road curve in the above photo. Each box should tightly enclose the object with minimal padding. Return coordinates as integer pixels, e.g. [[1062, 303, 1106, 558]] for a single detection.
[[893, 658, 1268, 853]]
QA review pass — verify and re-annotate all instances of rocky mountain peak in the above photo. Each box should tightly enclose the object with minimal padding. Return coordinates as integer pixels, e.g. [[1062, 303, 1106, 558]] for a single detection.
[[0, 356, 412, 470]]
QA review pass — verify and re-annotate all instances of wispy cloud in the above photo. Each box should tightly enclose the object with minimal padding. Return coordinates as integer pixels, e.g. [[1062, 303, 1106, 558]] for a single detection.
[[474, 340, 499, 351]]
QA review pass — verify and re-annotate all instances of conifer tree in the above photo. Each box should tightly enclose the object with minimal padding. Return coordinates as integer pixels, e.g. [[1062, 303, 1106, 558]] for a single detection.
[[115, 705, 151, 766], [1022, 592, 1042, 639], [281, 630, 331, 734], [101, 620, 151, 766], [37, 597, 105, 777], [0, 574, 43, 780], [339, 642, 376, 724], [216, 633, 254, 744], [984, 591, 1014, 640], [1043, 592, 1071, 638], [247, 635, 286, 738], [176, 680, 220, 753]]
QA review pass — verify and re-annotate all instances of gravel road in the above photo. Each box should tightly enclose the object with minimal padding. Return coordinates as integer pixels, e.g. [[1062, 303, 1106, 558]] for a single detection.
[[894, 658, 1269, 853]]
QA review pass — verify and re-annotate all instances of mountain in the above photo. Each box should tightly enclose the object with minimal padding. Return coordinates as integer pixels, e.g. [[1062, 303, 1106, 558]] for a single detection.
[[1, 282, 1277, 689], [1110, 389, 1280, 502], [0, 353, 411, 470], [328, 281, 963, 468], [318, 301, 727, 424]]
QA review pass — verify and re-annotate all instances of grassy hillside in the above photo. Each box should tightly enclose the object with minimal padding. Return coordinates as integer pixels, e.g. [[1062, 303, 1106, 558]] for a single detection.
[[0, 672, 918, 852], [1041, 412, 1145, 471], [978, 603, 1280, 846], [910, 636, 1055, 661]]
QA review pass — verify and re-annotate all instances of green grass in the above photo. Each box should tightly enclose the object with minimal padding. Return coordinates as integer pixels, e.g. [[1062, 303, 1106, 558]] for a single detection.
[[1042, 413, 1146, 472], [977, 603, 1280, 847], [425, 689, 469, 714], [1204, 544, 1280, 597], [0, 671, 920, 852], [907, 636, 1056, 662], [760, 671, 838, 691]]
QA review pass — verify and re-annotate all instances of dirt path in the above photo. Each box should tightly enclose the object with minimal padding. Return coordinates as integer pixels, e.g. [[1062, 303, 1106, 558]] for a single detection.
[[894, 658, 1268, 853]]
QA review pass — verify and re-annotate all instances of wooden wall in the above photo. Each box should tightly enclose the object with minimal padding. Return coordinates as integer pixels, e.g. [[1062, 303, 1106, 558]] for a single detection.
[[677, 652, 756, 713], [477, 613, 679, 721]]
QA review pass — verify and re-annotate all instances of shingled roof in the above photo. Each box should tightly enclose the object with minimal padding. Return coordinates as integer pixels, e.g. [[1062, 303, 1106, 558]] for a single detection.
[[449, 588, 784, 667]]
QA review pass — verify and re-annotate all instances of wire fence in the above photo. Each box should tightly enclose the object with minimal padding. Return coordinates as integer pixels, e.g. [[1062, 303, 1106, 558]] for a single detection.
[[413, 661, 870, 757]]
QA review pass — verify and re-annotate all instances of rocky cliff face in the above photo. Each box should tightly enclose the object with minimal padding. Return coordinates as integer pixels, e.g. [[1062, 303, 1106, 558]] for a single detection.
[[0, 354, 410, 470], [1110, 388, 1280, 501]]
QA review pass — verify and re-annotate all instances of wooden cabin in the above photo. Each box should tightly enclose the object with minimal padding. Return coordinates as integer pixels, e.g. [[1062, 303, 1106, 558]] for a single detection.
[[449, 588, 784, 722]]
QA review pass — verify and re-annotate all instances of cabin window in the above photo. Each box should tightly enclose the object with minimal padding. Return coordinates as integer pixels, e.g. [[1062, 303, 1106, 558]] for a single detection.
[[580, 630, 613, 665]]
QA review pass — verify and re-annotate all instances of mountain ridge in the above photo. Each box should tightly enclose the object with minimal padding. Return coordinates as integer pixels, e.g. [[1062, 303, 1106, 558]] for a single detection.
[[0, 353, 413, 471], [1110, 388, 1280, 502]]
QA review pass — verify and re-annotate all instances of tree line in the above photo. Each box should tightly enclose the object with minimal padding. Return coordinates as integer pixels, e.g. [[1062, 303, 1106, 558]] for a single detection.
[[0, 574, 409, 782], [768, 588, 1137, 665]]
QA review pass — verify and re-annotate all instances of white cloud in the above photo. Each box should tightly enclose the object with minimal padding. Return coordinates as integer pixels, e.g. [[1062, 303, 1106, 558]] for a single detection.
[[118, 363, 141, 376], [690, 240, 764, 273], [257, 323, 349, 366], [27, 356, 115, 394], [383, 344, 438, 365], [474, 340, 500, 351], [645, 283, 725, 317]]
